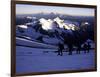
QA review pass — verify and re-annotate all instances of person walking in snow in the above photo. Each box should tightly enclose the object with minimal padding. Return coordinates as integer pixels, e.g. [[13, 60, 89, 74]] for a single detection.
[[57, 42, 64, 56], [87, 42, 91, 53], [76, 44, 81, 54], [68, 44, 73, 55], [83, 43, 88, 53]]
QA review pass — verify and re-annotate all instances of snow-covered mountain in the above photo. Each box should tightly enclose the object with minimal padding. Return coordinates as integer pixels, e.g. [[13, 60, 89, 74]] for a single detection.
[[16, 16, 92, 48], [39, 17, 80, 31]]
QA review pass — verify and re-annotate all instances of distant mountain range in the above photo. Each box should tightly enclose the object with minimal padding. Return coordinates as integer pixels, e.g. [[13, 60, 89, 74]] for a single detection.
[[16, 12, 94, 21], [16, 15, 94, 47]]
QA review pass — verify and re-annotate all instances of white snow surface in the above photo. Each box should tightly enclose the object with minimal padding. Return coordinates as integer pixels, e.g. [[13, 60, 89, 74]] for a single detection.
[[39, 17, 78, 31], [16, 46, 95, 74], [39, 18, 54, 30], [17, 25, 28, 29], [16, 37, 58, 49]]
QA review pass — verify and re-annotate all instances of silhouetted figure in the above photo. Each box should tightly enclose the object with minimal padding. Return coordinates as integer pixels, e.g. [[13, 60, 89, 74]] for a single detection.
[[83, 43, 87, 53], [68, 44, 73, 55], [76, 44, 81, 54], [58, 42, 64, 56], [87, 42, 91, 53]]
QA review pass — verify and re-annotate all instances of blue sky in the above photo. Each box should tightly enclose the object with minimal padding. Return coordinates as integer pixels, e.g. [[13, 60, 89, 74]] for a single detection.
[[16, 4, 95, 16]]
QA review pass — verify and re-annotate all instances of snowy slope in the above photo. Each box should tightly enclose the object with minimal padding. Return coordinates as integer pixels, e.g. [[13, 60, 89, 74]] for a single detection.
[[16, 37, 58, 49], [16, 46, 95, 74]]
